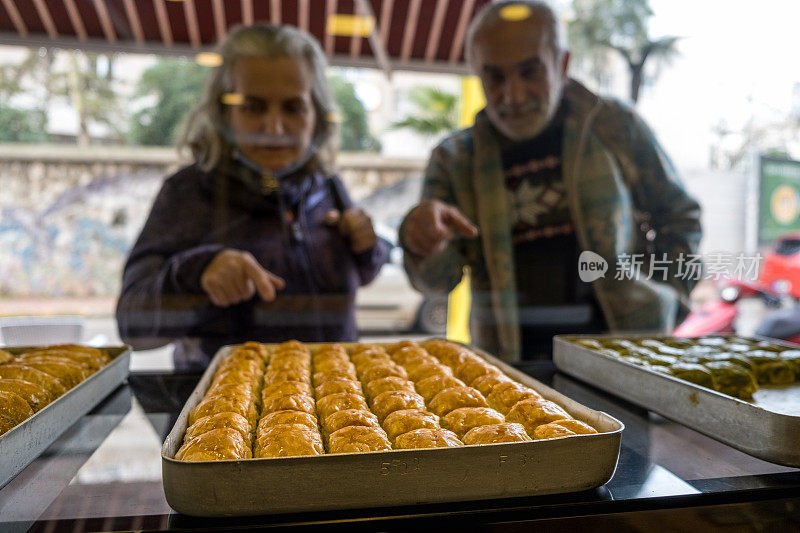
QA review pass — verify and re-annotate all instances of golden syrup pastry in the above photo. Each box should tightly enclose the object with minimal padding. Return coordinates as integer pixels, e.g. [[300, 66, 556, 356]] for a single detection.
[[0, 364, 67, 397], [364, 376, 416, 403], [385, 340, 420, 355], [271, 347, 309, 359], [0, 389, 35, 435], [407, 363, 453, 383], [269, 351, 309, 365], [327, 425, 392, 454], [213, 365, 260, 386], [382, 409, 441, 445], [254, 424, 324, 458], [0, 345, 113, 435], [314, 343, 348, 356], [414, 375, 466, 404], [261, 381, 312, 403], [207, 382, 256, 402], [19, 350, 101, 372], [258, 410, 318, 435], [230, 343, 268, 359], [399, 353, 440, 372], [535, 419, 597, 438], [533, 423, 575, 440], [420, 338, 454, 356], [370, 390, 427, 423], [262, 393, 316, 417], [211, 367, 260, 390], [176, 427, 254, 461], [351, 344, 387, 356], [316, 392, 369, 421], [273, 340, 308, 353], [238, 341, 269, 358], [428, 387, 489, 417], [312, 359, 356, 375], [322, 408, 381, 437], [455, 360, 502, 386], [174, 339, 597, 460], [267, 359, 311, 373], [21, 354, 93, 373], [216, 351, 263, 377], [462, 423, 532, 445], [423, 340, 475, 368], [23, 344, 110, 366], [470, 373, 514, 397], [185, 411, 252, 444], [230, 343, 268, 360], [313, 370, 357, 386], [228, 349, 267, 368], [358, 363, 408, 384], [486, 382, 543, 415], [188, 392, 258, 427], [352, 352, 392, 373], [505, 398, 572, 436], [312, 351, 351, 368], [0, 378, 53, 412], [264, 369, 311, 386], [394, 427, 463, 449], [11, 359, 86, 388], [390, 346, 432, 366], [440, 407, 506, 440], [315, 379, 364, 399]]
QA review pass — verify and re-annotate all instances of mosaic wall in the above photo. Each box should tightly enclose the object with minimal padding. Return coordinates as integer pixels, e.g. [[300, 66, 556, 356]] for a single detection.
[[0, 147, 422, 298]]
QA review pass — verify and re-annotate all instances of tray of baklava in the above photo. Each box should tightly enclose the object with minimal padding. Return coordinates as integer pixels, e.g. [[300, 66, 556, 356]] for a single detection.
[[0, 344, 131, 488], [554, 334, 800, 467], [161, 339, 623, 516]]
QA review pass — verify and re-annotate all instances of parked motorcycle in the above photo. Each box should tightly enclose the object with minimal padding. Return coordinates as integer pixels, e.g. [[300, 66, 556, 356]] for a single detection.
[[674, 232, 800, 343]]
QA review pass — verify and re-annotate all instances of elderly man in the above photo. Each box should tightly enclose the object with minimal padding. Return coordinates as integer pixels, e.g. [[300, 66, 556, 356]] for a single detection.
[[400, 0, 702, 360]]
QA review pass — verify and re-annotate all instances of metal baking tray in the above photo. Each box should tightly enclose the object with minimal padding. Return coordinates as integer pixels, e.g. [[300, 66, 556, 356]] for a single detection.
[[0, 345, 131, 488], [162, 342, 624, 517], [553, 334, 800, 467]]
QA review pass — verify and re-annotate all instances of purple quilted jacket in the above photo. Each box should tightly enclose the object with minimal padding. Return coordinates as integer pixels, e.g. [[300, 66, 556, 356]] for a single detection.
[[116, 161, 389, 369]]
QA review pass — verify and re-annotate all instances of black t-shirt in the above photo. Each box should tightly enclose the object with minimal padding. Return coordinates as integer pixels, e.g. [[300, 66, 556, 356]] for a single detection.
[[499, 104, 606, 358]]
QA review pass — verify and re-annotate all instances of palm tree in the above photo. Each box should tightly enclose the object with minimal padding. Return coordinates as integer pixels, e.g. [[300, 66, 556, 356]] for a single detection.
[[606, 35, 680, 103], [568, 0, 679, 104], [391, 87, 458, 137]]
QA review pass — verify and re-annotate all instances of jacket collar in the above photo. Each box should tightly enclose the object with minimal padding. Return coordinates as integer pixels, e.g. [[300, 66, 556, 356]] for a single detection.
[[469, 79, 604, 359], [472, 111, 520, 359], [201, 156, 324, 213]]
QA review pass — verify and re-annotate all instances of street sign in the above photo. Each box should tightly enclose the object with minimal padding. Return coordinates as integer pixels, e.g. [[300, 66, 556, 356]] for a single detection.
[[758, 155, 800, 243]]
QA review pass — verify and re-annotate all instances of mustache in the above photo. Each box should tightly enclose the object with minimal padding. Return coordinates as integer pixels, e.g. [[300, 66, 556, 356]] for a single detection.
[[496, 100, 543, 117], [230, 133, 302, 147]]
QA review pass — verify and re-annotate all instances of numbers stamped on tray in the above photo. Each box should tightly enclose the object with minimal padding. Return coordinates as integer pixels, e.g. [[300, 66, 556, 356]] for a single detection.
[[499, 453, 533, 467], [379, 457, 421, 476]]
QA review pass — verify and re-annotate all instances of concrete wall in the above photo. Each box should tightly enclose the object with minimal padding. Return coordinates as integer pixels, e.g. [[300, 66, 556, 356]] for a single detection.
[[680, 167, 749, 256]]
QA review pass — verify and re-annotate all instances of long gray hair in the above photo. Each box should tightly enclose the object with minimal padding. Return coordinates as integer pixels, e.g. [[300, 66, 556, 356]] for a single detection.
[[181, 24, 339, 173]]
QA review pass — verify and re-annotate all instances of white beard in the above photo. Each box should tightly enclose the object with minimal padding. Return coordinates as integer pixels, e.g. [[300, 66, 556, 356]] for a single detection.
[[487, 85, 564, 142]]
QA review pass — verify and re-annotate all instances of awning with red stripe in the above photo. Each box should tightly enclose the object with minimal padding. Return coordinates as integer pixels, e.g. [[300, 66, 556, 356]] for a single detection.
[[0, 0, 494, 75]]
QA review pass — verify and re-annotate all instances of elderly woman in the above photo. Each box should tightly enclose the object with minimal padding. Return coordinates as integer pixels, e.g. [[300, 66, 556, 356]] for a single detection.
[[116, 24, 389, 369]]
